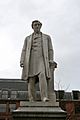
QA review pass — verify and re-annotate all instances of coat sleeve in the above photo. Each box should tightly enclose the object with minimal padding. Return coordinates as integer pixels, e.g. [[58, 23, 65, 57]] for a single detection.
[[20, 38, 27, 64], [48, 35, 54, 61]]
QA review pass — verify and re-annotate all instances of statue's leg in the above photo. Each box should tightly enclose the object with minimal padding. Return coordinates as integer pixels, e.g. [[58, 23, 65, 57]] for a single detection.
[[38, 72, 48, 101], [28, 77, 36, 101]]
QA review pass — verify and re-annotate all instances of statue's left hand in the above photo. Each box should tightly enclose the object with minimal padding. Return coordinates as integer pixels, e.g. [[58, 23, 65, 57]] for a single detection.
[[49, 60, 54, 65], [49, 60, 57, 69]]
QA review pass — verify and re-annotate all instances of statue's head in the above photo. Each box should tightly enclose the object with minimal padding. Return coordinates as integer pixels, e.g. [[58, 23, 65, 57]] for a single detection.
[[31, 20, 42, 33]]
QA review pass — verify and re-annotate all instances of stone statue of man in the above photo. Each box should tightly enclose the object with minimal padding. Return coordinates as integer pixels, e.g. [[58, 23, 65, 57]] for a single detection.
[[20, 20, 54, 102]]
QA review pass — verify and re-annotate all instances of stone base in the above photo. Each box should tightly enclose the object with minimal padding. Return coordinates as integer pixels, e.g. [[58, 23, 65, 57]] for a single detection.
[[12, 101, 66, 120]]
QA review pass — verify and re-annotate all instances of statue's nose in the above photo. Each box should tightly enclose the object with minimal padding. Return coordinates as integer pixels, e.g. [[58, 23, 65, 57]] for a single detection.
[[36, 25, 39, 27]]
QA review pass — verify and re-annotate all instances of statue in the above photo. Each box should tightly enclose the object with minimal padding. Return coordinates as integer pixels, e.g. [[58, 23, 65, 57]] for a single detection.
[[12, 20, 67, 120], [20, 20, 56, 102]]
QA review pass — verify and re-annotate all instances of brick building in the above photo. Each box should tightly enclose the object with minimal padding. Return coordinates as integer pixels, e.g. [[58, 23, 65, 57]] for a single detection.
[[0, 79, 80, 120]]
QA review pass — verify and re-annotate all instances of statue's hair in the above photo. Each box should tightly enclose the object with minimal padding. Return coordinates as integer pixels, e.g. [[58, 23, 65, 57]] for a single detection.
[[31, 20, 42, 28]]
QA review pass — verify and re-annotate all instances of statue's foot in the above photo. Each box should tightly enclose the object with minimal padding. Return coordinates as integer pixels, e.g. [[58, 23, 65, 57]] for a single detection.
[[29, 98, 35, 102], [29, 100, 34, 102], [42, 97, 49, 102]]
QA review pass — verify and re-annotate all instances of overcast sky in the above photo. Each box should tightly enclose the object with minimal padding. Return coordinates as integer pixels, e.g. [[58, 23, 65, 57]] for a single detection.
[[0, 0, 80, 91]]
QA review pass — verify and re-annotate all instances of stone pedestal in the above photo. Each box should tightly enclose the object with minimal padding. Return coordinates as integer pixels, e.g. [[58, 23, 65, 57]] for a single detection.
[[12, 101, 66, 120]]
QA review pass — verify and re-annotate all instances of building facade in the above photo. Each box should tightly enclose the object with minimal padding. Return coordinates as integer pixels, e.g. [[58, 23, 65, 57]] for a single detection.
[[0, 79, 80, 120]]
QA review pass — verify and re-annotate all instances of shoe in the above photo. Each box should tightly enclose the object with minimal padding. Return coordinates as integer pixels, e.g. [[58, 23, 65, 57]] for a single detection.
[[42, 97, 49, 102], [29, 98, 35, 102]]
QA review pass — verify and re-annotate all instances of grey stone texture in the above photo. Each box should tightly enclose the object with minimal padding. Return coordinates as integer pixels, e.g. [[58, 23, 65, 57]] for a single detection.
[[12, 20, 66, 120], [12, 101, 66, 120], [20, 20, 57, 102]]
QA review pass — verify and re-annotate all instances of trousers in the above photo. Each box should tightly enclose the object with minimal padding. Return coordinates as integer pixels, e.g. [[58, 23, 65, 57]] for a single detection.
[[28, 72, 48, 101]]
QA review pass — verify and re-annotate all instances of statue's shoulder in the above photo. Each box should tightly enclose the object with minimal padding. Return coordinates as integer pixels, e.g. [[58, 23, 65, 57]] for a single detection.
[[25, 34, 32, 40], [42, 33, 51, 39]]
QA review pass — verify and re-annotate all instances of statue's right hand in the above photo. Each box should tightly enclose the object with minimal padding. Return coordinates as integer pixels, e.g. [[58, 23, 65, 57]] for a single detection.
[[20, 63, 24, 67]]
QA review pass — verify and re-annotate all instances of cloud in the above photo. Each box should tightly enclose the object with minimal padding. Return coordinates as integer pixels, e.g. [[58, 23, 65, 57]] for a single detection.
[[0, 0, 80, 91]]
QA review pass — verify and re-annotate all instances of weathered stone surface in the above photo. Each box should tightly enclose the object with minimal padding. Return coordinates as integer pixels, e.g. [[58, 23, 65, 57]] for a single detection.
[[12, 21, 66, 120], [20, 101, 59, 107], [12, 101, 66, 120]]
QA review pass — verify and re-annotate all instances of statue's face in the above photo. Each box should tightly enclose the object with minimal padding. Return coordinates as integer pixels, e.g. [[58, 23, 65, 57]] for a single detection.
[[32, 22, 41, 33]]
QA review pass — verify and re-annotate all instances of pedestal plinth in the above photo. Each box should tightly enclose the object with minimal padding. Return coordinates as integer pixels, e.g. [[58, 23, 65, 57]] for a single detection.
[[12, 101, 66, 120]]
